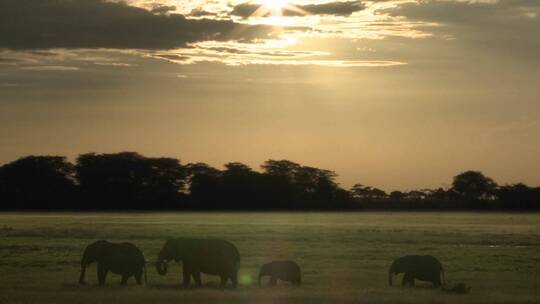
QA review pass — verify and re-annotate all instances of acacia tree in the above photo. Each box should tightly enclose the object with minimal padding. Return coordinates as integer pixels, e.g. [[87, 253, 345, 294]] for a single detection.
[[222, 162, 262, 209], [351, 184, 387, 200], [498, 183, 540, 210], [261, 160, 301, 182], [184, 162, 222, 209], [451, 171, 497, 201], [75, 152, 185, 209], [0, 156, 76, 209], [260, 160, 301, 209]]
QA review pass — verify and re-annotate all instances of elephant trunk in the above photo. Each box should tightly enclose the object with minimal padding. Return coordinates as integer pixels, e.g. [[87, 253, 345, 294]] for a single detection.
[[144, 263, 148, 284], [156, 259, 168, 276], [441, 268, 446, 286], [388, 269, 393, 286], [79, 262, 87, 285], [258, 269, 264, 286]]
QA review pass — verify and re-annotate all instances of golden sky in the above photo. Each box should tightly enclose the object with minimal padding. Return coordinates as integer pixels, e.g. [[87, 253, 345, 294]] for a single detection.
[[0, 0, 539, 190]]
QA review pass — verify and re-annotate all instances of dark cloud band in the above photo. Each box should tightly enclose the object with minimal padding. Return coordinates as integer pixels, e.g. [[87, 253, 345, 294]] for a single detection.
[[0, 0, 281, 50]]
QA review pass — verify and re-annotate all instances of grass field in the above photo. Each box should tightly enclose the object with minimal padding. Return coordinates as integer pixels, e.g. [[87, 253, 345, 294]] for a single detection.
[[0, 212, 539, 304]]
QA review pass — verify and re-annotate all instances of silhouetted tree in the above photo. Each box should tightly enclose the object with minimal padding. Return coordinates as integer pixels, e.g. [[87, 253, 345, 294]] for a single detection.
[[1, 153, 538, 211], [405, 190, 428, 200], [0, 156, 76, 209], [424, 188, 449, 201], [261, 160, 301, 182], [295, 166, 339, 209], [260, 160, 302, 209], [221, 162, 262, 209], [450, 171, 498, 209], [498, 183, 540, 210], [143, 157, 186, 207], [76, 152, 185, 209], [389, 191, 406, 201], [451, 171, 497, 200], [185, 162, 223, 209], [351, 184, 387, 200]]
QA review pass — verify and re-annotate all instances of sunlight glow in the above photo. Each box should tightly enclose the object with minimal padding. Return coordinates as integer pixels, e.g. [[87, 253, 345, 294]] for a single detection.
[[261, 0, 288, 11]]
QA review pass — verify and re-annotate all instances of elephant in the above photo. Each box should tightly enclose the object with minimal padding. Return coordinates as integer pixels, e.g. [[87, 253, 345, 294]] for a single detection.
[[79, 240, 147, 286], [155, 238, 240, 288], [388, 255, 445, 287], [258, 260, 301, 286]]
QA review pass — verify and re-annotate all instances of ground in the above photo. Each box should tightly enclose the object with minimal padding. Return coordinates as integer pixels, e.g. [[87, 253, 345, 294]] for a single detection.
[[0, 212, 539, 304]]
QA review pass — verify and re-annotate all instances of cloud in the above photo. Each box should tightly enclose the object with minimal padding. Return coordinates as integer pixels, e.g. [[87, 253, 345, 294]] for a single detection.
[[148, 40, 407, 67], [380, 0, 540, 58], [18, 65, 80, 71], [92, 62, 133, 67], [0, 0, 287, 50], [381, 0, 540, 26], [231, 1, 366, 18], [188, 7, 219, 18], [150, 4, 177, 15], [230, 59, 406, 67]]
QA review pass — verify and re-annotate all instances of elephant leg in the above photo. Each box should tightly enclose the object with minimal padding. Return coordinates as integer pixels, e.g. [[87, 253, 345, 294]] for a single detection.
[[432, 276, 441, 288], [121, 275, 129, 285], [231, 273, 238, 288], [182, 268, 192, 286], [402, 273, 413, 287], [192, 272, 202, 287], [135, 272, 142, 285], [401, 274, 407, 286], [270, 276, 277, 286], [220, 275, 228, 287], [97, 264, 108, 286]]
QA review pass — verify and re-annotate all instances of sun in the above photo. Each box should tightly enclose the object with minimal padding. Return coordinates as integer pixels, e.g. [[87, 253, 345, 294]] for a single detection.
[[248, 0, 307, 19], [260, 0, 288, 11]]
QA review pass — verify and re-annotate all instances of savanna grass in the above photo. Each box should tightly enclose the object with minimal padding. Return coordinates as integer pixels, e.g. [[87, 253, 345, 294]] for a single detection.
[[0, 212, 539, 303]]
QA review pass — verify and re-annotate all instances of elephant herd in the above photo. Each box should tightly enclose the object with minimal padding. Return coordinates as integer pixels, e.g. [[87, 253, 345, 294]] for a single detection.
[[79, 239, 445, 288]]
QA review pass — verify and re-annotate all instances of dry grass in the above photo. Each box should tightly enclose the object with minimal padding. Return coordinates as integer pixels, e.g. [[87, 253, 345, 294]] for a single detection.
[[0, 212, 539, 303]]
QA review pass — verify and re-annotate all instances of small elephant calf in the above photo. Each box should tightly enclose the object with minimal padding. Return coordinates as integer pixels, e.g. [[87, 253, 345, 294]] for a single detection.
[[258, 260, 301, 286], [388, 255, 445, 287]]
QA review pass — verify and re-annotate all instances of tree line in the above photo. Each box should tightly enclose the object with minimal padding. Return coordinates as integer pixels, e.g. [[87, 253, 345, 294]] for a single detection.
[[0, 152, 538, 211]]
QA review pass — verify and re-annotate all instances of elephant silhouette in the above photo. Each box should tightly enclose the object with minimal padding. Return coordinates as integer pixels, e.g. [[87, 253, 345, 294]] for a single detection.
[[155, 238, 240, 288], [389, 255, 445, 287], [258, 260, 301, 286], [79, 240, 146, 286]]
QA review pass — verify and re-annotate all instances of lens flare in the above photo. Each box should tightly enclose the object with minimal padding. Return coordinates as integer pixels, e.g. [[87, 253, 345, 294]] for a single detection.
[[239, 273, 253, 286]]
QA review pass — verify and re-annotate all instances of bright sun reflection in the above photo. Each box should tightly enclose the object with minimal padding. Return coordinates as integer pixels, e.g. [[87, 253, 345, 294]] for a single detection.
[[249, 0, 308, 21], [261, 0, 288, 10]]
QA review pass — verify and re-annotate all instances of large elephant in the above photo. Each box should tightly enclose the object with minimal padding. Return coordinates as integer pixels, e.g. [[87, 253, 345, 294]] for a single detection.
[[388, 255, 445, 287], [79, 240, 147, 286], [155, 238, 240, 287], [258, 260, 301, 286]]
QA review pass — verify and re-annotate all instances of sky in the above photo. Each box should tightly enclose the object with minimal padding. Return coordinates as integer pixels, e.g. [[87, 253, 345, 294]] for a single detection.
[[0, 0, 539, 191]]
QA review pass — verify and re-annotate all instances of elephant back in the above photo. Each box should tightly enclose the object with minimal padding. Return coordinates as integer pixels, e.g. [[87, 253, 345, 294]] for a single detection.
[[103, 242, 145, 274], [410, 255, 443, 283], [180, 238, 240, 276], [263, 261, 301, 281], [416, 255, 443, 271]]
